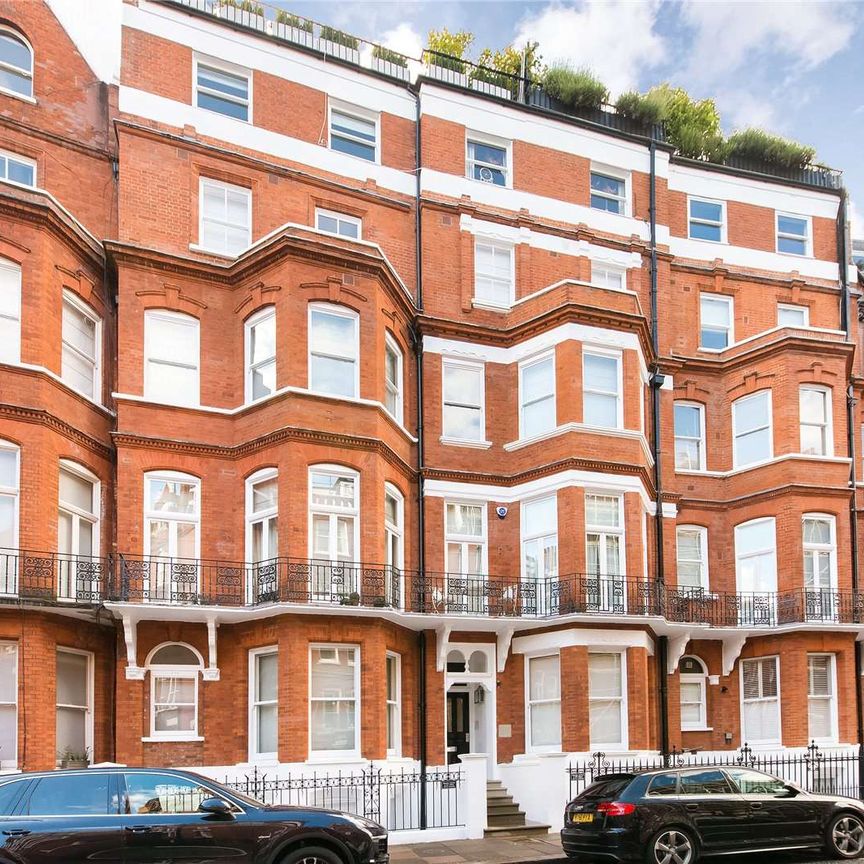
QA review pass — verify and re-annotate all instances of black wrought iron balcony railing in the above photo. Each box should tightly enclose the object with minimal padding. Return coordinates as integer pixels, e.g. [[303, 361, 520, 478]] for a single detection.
[[1, 550, 861, 629]]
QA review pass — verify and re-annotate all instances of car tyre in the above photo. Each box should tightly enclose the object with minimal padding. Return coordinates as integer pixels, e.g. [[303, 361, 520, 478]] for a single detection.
[[646, 826, 698, 864], [279, 845, 345, 864], [827, 813, 864, 859]]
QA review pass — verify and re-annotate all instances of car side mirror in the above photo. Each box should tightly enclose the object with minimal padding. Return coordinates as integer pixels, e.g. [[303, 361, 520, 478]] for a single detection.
[[198, 797, 234, 817]]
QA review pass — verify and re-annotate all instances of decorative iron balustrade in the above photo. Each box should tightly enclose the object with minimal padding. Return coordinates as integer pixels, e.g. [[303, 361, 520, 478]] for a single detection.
[[1, 550, 861, 629]]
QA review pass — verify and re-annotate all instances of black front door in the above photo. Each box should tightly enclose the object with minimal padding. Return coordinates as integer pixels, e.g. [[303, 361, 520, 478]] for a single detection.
[[446, 691, 470, 765]]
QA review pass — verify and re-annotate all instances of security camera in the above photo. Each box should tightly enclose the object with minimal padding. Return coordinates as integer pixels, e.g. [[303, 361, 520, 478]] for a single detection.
[[496, 506, 508, 519]]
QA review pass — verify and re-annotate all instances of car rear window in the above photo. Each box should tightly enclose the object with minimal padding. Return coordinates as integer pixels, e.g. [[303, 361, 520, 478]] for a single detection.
[[578, 775, 634, 800], [647, 773, 678, 796], [680, 770, 732, 795]]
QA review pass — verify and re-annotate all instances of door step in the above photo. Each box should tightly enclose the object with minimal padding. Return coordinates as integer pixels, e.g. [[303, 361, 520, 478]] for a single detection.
[[484, 820, 552, 838], [485, 780, 550, 837]]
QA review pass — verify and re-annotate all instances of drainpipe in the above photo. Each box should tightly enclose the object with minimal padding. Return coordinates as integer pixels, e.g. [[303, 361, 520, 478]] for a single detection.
[[410, 84, 429, 829], [648, 140, 670, 757]]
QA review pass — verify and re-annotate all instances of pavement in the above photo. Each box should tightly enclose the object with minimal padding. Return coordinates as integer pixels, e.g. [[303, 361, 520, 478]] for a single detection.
[[390, 837, 841, 864]]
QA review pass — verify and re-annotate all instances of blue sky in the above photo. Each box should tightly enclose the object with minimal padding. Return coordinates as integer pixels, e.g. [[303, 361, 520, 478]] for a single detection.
[[278, 0, 864, 234]]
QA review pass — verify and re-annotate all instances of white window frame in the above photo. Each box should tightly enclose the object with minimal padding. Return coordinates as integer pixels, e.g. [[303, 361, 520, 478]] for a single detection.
[[676, 525, 709, 591], [193, 55, 251, 122], [248, 645, 278, 762], [734, 517, 778, 596], [146, 642, 203, 741], [307, 465, 360, 565], [465, 131, 511, 188], [307, 302, 360, 400], [687, 196, 726, 243], [699, 293, 734, 351], [143, 470, 202, 561], [245, 467, 278, 566], [674, 401, 706, 472], [799, 385, 833, 457], [57, 460, 101, 595], [589, 164, 630, 217], [197, 176, 252, 257], [740, 655, 781, 746], [0, 27, 33, 102], [0, 641, 17, 769], [328, 100, 380, 164], [778, 304, 809, 328], [588, 650, 628, 751], [384, 483, 404, 571], [519, 351, 556, 440], [0, 258, 21, 366], [61, 290, 101, 401], [308, 643, 361, 760], [776, 212, 812, 257], [520, 495, 559, 583], [384, 332, 403, 424], [525, 652, 561, 754], [444, 500, 489, 576], [807, 653, 838, 745], [584, 492, 625, 579], [386, 651, 402, 757], [143, 309, 200, 407], [591, 262, 627, 291], [441, 358, 486, 444], [583, 348, 623, 430], [315, 207, 362, 240], [679, 655, 708, 732], [55, 647, 94, 765], [244, 306, 276, 404], [732, 390, 773, 468], [0, 148, 35, 187], [473, 238, 515, 310], [802, 513, 838, 593], [0, 439, 19, 559]]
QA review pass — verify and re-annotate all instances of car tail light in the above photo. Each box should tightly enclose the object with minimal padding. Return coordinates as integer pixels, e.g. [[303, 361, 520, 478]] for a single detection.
[[596, 801, 636, 817]]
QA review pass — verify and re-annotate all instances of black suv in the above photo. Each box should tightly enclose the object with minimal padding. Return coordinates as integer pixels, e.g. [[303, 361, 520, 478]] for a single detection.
[[562, 766, 864, 864], [0, 766, 388, 864]]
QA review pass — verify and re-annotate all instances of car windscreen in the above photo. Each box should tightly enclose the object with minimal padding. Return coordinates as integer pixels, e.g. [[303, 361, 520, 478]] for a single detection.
[[577, 775, 634, 800]]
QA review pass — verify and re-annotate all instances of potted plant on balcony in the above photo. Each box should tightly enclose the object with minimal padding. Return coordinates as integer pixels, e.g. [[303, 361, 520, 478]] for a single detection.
[[424, 28, 472, 88], [721, 128, 816, 172], [319, 26, 360, 64], [470, 46, 523, 101], [275, 10, 314, 48], [340, 591, 360, 606], [59, 747, 90, 769], [614, 89, 671, 130], [372, 45, 410, 82], [213, 0, 265, 33], [541, 63, 608, 114]]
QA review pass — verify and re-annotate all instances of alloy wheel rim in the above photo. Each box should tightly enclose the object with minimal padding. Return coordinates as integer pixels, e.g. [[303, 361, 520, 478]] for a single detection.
[[833, 817, 864, 856], [654, 830, 693, 864]]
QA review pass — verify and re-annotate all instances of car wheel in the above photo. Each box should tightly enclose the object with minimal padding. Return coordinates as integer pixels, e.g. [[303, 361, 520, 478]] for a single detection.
[[280, 846, 345, 864], [828, 813, 864, 859], [647, 827, 697, 864]]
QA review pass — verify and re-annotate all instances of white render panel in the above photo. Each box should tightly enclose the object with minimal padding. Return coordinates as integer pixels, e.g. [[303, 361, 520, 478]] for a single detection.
[[118, 87, 416, 196], [512, 627, 654, 655], [127, 1, 417, 120]]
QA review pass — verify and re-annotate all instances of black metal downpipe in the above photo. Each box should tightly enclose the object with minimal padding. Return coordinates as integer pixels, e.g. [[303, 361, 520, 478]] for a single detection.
[[648, 140, 670, 757]]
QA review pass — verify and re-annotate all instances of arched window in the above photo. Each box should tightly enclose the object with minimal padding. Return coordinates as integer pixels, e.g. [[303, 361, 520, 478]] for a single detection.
[[446, 650, 466, 673], [0, 29, 33, 99], [146, 642, 203, 740], [679, 655, 708, 731]]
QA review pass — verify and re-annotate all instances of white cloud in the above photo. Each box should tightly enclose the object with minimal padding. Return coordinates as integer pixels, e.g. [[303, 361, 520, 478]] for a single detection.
[[513, 1, 666, 97], [680, 1, 855, 85], [378, 22, 423, 61]]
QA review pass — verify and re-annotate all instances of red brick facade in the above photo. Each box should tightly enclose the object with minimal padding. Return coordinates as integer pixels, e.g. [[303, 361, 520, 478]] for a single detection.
[[0, 0, 861, 778]]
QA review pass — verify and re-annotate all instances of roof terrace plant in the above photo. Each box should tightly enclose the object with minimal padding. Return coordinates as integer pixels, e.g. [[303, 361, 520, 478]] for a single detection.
[[541, 64, 609, 111]]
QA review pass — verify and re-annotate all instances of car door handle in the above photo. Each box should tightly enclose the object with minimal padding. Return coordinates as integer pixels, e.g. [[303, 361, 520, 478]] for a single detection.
[[685, 803, 699, 811], [2, 829, 30, 837], [124, 825, 152, 833], [749, 802, 763, 809]]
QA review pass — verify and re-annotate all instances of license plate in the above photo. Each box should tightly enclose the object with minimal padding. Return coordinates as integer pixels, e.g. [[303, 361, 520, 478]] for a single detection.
[[572, 813, 593, 823]]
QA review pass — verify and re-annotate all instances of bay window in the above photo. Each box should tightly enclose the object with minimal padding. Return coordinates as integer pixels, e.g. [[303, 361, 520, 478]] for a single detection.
[[585, 493, 624, 612], [800, 386, 831, 456], [57, 462, 100, 601], [309, 645, 359, 758], [245, 307, 276, 402], [583, 351, 621, 429], [527, 654, 561, 752], [588, 652, 626, 749], [384, 333, 403, 422], [519, 353, 556, 439], [61, 292, 100, 400], [674, 402, 705, 471], [0, 259, 21, 365], [740, 656, 780, 745], [803, 515, 836, 620], [735, 518, 777, 624], [308, 304, 359, 399], [309, 467, 358, 597], [732, 390, 772, 467], [442, 359, 485, 443], [143, 310, 200, 407], [249, 648, 278, 760], [246, 469, 278, 564], [807, 654, 837, 743]]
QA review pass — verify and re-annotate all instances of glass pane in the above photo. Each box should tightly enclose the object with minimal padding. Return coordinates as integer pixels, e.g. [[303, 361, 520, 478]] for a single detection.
[[147, 361, 198, 404], [176, 522, 196, 558], [778, 215, 807, 237], [148, 520, 170, 557], [29, 775, 110, 816], [310, 648, 356, 698], [197, 91, 249, 121], [0, 705, 13, 765], [147, 316, 198, 366], [690, 200, 722, 222], [444, 364, 482, 405], [529, 655, 560, 701], [62, 345, 96, 397], [151, 644, 198, 665], [0, 66, 29, 98], [469, 141, 506, 168], [690, 221, 721, 241], [736, 520, 774, 556], [584, 393, 618, 427], [443, 404, 482, 440], [0, 644, 16, 703], [530, 702, 560, 747], [63, 301, 97, 358], [331, 111, 376, 142], [59, 469, 94, 513], [198, 65, 248, 101], [317, 213, 338, 233], [126, 774, 212, 815], [257, 652, 278, 701], [522, 357, 554, 400], [803, 518, 831, 545], [148, 480, 197, 514], [257, 703, 277, 753], [680, 771, 730, 795], [250, 314, 275, 365], [331, 134, 375, 161], [0, 33, 31, 74], [0, 451, 15, 488], [252, 478, 277, 513], [7, 160, 33, 186], [589, 653, 621, 698], [589, 699, 622, 744], [446, 503, 483, 536], [523, 397, 555, 438], [590, 173, 623, 197], [0, 496, 12, 548], [674, 404, 701, 438], [736, 428, 771, 465], [251, 360, 276, 399], [584, 354, 618, 392], [310, 354, 355, 397], [310, 699, 356, 751], [779, 306, 807, 327], [778, 235, 806, 255], [56, 706, 86, 757], [311, 473, 355, 509], [585, 495, 620, 528], [56, 651, 87, 706], [523, 497, 556, 536], [675, 439, 700, 471]]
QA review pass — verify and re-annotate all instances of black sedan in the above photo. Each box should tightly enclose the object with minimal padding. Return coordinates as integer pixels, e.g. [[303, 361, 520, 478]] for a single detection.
[[561, 766, 864, 864], [0, 766, 388, 863]]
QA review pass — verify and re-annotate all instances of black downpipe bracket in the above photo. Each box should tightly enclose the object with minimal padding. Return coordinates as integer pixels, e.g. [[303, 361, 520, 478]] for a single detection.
[[648, 141, 670, 757]]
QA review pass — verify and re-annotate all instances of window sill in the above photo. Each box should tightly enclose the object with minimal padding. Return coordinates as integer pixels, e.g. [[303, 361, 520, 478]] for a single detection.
[[440, 435, 492, 449], [306, 756, 364, 766], [471, 299, 512, 313], [188, 243, 239, 260], [0, 86, 36, 105], [141, 736, 205, 743], [682, 726, 714, 733]]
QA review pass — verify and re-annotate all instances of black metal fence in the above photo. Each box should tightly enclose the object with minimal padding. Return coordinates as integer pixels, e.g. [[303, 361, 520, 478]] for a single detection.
[[221, 763, 463, 831], [568, 743, 864, 801]]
